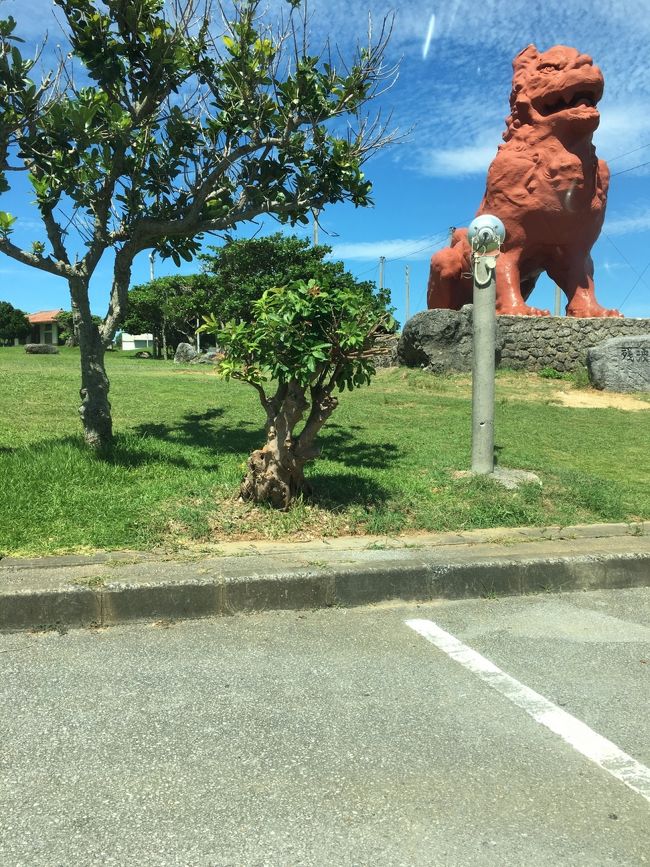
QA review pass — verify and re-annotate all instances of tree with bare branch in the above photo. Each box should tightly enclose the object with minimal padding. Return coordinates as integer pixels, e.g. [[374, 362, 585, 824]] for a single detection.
[[0, 0, 396, 450]]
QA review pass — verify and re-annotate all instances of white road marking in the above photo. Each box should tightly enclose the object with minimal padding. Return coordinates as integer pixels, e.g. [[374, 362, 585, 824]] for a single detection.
[[406, 618, 650, 803]]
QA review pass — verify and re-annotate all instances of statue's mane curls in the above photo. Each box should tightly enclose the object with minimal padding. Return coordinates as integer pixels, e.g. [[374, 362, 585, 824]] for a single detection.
[[502, 44, 539, 142]]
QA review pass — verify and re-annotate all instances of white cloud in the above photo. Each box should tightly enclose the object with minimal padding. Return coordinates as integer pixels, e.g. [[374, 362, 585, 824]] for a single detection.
[[594, 105, 650, 169], [331, 235, 447, 261], [422, 14, 435, 60], [298, 0, 650, 181], [598, 260, 629, 273], [604, 207, 650, 236], [9, 0, 650, 183], [417, 134, 501, 178]]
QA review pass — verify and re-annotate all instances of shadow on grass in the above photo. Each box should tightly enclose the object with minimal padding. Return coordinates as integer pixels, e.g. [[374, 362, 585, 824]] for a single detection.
[[2, 409, 403, 483], [0, 431, 203, 471], [133, 407, 263, 457], [131, 411, 403, 473], [306, 471, 392, 509], [4, 434, 196, 470], [103, 436, 194, 469], [318, 423, 402, 471]]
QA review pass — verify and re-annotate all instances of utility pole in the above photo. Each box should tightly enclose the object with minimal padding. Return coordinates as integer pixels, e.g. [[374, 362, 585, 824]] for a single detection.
[[405, 265, 410, 323], [554, 284, 562, 316], [379, 256, 385, 291], [148, 251, 155, 282]]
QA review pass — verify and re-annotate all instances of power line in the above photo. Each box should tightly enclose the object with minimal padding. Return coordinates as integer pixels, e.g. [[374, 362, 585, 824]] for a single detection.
[[386, 237, 445, 262], [348, 145, 649, 277], [610, 159, 650, 178], [605, 141, 650, 164], [603, 232, 650, 311], [619, 259, 650, 311], [383, 221, 471, 264], [354, 262, 378, 279], [361, 148, 650, 276], [603, 232, 640, 276], [346, 221, 468, 284]]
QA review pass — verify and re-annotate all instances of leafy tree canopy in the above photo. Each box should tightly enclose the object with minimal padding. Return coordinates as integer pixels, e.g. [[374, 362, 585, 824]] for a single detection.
[[0, 0, 396, 448], [55, 309, 102, 346], [199, 232, 390, 325], [0, 300, 29, 343], [123, 273, 218, 349], [125, 233, 395, 353], [199, 274, 394, 508]]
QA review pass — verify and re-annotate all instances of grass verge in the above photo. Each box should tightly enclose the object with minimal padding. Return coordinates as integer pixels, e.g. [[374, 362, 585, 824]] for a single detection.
[[0, 347, 647, 556]]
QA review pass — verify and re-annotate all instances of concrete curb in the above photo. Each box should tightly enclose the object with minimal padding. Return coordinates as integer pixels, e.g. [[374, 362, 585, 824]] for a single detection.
[[1, 523, 648, 632]]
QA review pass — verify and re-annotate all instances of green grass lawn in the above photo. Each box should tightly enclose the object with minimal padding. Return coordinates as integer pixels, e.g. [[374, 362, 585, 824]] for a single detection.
[[0, 346, 647, 557]]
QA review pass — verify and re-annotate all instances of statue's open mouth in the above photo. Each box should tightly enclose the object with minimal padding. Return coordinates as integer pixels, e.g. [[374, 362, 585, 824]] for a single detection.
[[540, 85, 601, 116]]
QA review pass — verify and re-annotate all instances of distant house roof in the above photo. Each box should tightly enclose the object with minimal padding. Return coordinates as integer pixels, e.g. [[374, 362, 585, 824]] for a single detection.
[[28, 309, 64, 324]]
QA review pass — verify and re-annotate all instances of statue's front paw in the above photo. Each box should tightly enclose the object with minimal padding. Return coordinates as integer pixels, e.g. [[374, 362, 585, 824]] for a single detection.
[[497, 301, 550, 317], [567, 302, 622, 318]]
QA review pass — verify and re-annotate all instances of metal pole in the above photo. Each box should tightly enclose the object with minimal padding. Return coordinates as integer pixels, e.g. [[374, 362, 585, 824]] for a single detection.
[[405, 265, 410, 323], [554, 284, 562, 316], [471, 253, 497, 474], [149, 251, 155, 282], [379, 256, 385, 290]]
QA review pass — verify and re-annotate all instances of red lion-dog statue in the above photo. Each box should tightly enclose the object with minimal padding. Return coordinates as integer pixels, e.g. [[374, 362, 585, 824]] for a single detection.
[[427, 45, 621, 317]]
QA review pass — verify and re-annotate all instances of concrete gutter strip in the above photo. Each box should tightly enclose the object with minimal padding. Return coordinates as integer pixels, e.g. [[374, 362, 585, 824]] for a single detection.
[[0, 523, 648, 632]]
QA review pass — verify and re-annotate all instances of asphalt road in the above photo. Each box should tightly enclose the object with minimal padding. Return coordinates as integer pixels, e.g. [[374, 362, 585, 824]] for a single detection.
[[1, 587, 649, 866]]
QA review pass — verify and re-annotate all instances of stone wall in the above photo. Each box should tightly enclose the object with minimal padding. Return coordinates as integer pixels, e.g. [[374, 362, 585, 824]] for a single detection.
[[397, 307, 650, 373], [374, 333, 400, 368], [498, 313, 649, 372]]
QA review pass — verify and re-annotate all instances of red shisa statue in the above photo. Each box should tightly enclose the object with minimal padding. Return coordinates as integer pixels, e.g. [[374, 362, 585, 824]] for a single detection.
[[427, 45, 621, 317]]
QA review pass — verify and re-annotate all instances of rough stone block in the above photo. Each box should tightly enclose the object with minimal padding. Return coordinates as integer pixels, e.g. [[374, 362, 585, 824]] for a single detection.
[[24, 343, 59, 354], [398, 307, 502, 373], [587, 336, 650, 392], [174, 342, 199, 363]]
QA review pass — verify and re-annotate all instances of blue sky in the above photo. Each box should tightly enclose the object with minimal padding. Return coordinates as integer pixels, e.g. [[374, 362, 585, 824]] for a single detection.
[[2, 0, 650, 326]]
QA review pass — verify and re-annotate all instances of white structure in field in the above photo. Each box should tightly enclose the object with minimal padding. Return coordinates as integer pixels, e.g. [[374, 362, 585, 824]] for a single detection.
[[121, 332, 154, 351]]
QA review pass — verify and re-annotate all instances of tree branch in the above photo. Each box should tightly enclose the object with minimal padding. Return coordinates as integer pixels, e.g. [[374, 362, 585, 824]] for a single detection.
[[100, 245, 138, 344], [295, 386, 338, 459], [0, 236, 71, 277], [231, 372, 268, 410], [39, 202, 71, 266], [83, 144, 128, 277]]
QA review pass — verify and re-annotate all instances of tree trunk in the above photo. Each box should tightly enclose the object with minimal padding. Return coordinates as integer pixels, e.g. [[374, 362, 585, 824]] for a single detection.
[[71, 279, 113, 450], [240, 440, 311, 509], [240, 380, 308, 508], [239, 381, 338, 509]]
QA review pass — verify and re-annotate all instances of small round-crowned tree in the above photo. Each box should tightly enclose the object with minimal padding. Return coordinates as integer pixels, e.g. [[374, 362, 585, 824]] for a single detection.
[[0, 300, 30, 344], [200, 278, 394, 509]]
